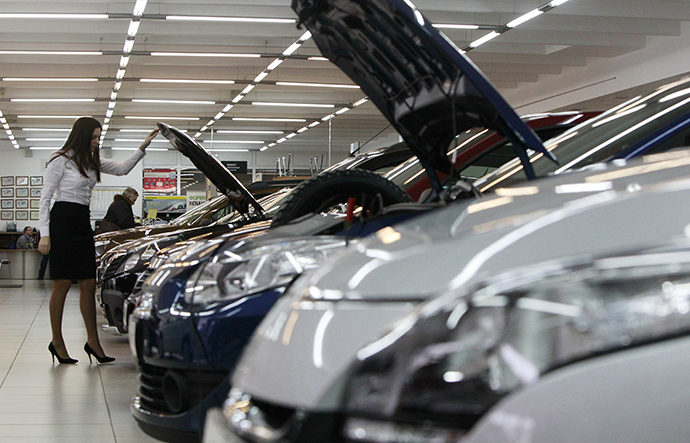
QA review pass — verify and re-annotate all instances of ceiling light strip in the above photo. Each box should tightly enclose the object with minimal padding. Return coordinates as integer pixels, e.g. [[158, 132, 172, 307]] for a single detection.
[[194, 31, 313, 139], [463, 0, 569, 50], [0, 109, 20, 149], [101, 0, 149, 143]]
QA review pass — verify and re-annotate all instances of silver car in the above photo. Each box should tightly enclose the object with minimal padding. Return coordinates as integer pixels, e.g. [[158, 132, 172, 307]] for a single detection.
[[205, 150, 690, 442]]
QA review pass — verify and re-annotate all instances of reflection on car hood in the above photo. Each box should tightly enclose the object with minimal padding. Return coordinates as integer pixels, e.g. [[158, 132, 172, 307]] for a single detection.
[[232, 150, 690, 408], [158, 122, 263, 216], [293, 0, 553, 180]]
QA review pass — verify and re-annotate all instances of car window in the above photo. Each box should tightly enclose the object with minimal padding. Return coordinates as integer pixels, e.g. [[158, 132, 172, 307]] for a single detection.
[[476, 78, 690, 191]]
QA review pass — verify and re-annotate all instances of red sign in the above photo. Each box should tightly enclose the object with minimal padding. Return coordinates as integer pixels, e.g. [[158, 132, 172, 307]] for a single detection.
[[143, 168, 177, 193]]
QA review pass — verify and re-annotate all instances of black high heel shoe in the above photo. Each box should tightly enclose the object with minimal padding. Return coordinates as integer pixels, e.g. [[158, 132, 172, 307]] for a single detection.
[[48, 342, 78, 364], [84, 343, 115, 364]]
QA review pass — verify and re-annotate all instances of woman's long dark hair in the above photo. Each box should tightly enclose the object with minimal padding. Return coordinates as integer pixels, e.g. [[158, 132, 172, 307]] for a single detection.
[[48, 116, 102, 182]]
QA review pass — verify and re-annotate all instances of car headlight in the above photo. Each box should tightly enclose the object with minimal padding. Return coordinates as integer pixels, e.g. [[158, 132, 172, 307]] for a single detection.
[[131, 292, 154, 321], [120, 252, 141, 273], [342, 249, 690, 442], [95, 240, 110, 259], [185, 237, 352, 305]]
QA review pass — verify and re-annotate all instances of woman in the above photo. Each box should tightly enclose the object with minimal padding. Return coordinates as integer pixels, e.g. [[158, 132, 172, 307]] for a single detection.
[[98, 187, 139, 233], [38, 116, 158, 364]]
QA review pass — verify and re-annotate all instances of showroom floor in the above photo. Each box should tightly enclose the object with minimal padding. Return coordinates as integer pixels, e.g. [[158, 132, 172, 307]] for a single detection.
[[0, 279, 159, 443]]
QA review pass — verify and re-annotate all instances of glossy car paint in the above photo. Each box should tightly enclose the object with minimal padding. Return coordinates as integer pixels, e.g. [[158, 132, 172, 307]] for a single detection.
[[215, 151, 690, 443]]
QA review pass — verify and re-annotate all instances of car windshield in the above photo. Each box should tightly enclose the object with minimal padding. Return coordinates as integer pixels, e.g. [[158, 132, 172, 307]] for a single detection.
[[475, 78, 690, 191], [213, 188, 290, 225], [169, 195, 226, 226]]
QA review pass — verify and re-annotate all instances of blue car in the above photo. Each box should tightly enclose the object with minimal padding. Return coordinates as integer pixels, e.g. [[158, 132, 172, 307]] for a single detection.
[[128, 0, 690, 441]]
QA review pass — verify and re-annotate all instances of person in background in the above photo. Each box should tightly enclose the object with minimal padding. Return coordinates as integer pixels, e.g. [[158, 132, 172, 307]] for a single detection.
[[97, 187, 139, 233], [38, 116, 159, 364], [16, 226, 36, 249]]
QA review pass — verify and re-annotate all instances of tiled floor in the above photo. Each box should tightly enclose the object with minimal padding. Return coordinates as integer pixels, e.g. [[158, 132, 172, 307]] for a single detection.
[[0, 279, 159, 443]]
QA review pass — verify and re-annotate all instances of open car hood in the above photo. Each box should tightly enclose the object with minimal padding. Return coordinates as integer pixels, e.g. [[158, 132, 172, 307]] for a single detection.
[[157, 122, 263, 216], [292, 0, 556, 190]]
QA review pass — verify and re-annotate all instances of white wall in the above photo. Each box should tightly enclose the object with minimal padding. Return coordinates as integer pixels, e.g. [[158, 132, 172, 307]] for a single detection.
[[504, 22, 690, 113]]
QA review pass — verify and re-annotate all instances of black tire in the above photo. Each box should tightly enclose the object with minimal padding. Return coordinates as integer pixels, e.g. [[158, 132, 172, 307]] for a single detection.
[[272, 169, 412, 227]]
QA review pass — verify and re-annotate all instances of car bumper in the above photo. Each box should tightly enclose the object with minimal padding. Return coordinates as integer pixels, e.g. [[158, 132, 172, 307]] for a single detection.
[[132, 377, 231, 443]]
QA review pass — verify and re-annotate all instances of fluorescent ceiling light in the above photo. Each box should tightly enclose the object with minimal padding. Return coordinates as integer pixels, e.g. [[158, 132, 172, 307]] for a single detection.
[[140, 79, 236, 85], [433, 24, 479, 30], [25, 138, 66, 141], [265, 59, 284, 71], [0, 13, 108, 19], [202, 140, 264, 144], [282, 42, 302, 56], [241, 85, 256, 94], [151, 52, 260, 58], [353, 98, 369, 107], [123, 40, 135, 54], [3, 78, 98, 82], [252, 102, 335, 108], [125, 116, 200, 120], [216, 130, 283, 134], [22, 128, 71, 132], [233, 117, 306, 122], [253, 72, 270, 83], [260, 147, 268, 152], [112, 147, 167, 151], [132, 99, 216, 105], [18, 115, 83, 119], [133, 0, 148, 17], [506, 9, 543, 28], [120, 128, 187, 132], [549, 0, 569, 6], [29, 147, 60, 150], [276, 81, 359, 89], [308, 56, 329, 61], [0, 50, 102, 55], [114, 139, 168, 143], [166, 15, 295, 24], [127, 21, 141, 37], [205, 149, 250, 152], [10, 98, 96, 103], [469, 31, 501, 48]]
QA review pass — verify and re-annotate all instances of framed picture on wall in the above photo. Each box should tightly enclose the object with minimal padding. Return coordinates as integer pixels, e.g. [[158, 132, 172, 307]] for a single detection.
[[30, 211, 39, 221], [30, 176, 43, 187], [15, 200, 28, 209], [1, 188, 13, 198], [15, 211, 28, 221], [16, 188, 28, 198], [30, 199, 40, 209], [1, 177, 13, 187], [1, 211, 12, 220], [15, 176, 28, 186], [30, 188, 41, 197], [1, 200, 13, 210]]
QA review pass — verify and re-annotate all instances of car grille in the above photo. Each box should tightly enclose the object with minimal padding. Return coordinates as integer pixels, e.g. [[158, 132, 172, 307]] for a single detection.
[[137, 361, 229, 415], [132, 268, 153, 295], [102, 254, 126, 281]]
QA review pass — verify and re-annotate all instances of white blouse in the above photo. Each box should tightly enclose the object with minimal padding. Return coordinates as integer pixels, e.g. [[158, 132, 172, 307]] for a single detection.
[[38, 149, 146, 237]]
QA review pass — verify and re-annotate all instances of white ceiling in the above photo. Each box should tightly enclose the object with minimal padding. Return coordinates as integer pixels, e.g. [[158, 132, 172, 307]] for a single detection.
[[0, 0, 689, 161]]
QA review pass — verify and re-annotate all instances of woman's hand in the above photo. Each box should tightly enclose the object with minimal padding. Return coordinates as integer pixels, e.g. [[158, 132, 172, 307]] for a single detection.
[[139, 128, 160, 152], [38, 237, 50, 255]]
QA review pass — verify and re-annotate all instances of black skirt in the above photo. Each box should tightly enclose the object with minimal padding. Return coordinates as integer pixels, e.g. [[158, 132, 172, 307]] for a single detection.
[[49, 202, 96, 280]]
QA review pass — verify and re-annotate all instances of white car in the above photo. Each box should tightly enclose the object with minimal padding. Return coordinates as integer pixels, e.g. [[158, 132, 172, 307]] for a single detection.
[[204, 149, 690, 443]]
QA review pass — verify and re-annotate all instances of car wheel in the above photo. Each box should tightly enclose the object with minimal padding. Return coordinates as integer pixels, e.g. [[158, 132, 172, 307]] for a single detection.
[[272, 169, 412, 227]]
